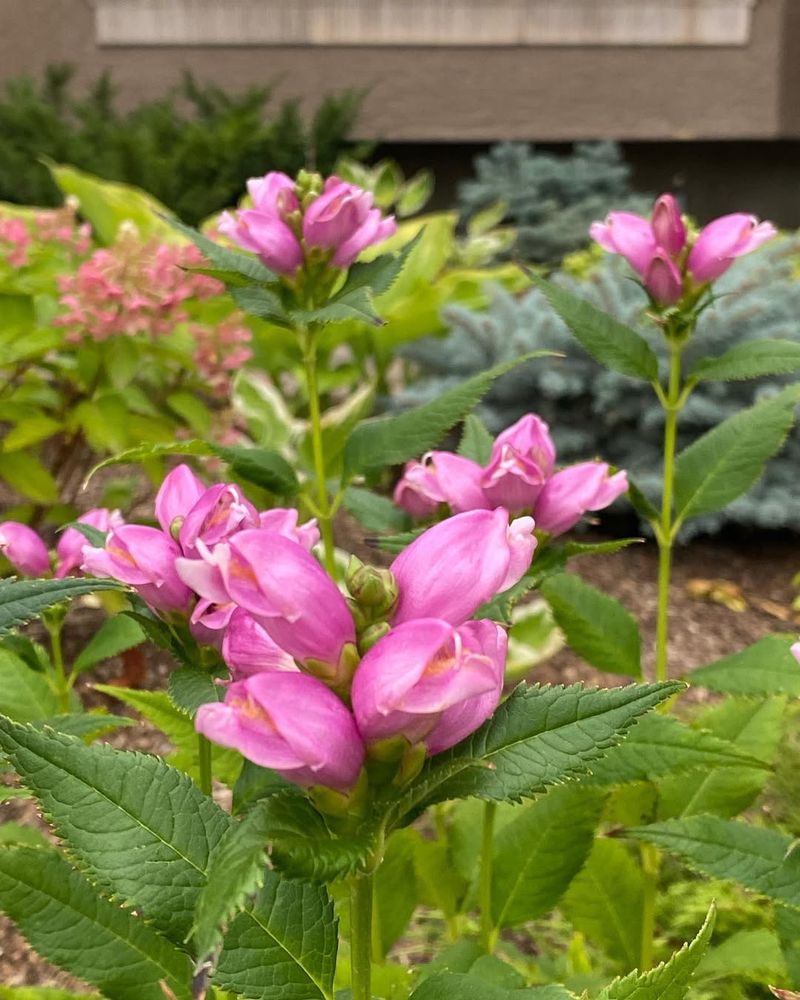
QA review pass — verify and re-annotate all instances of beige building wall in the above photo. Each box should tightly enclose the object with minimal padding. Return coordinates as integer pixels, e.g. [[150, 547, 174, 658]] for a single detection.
[[0, 0, 795, 141]]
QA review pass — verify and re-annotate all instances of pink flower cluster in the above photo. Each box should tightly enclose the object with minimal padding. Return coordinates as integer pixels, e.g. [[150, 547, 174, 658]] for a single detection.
[[191, 315, 254, 398], [0, 202, 91, 269], [55, 230, 221, 343], [81, 465, 537, 794], [590, 194, 776, 306], [394, 413, 628, 536], [0, 508, 123, 579], [219, 171, 397, 276]]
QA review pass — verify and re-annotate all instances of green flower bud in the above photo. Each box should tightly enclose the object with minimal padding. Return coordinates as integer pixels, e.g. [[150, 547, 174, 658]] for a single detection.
[[358, 621, 391, 655]]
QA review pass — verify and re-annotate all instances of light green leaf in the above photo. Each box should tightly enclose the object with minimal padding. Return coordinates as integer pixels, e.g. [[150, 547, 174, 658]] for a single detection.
[[341, 487, 412, 533], [695, 928, 786, 983], [73, 615, 146, 674], [411, 972, 575, 999], [582, 713, 768, 786], [673, 382, 800, 523], [0, 989, 101, 1000], [0, 715, 230, 943], [458, 413, 495, 465], [541, 573, 641, 678], [86, 439, 215, 482], [35, 712, 133, 742], [0, 847, 192, 999], [0, 648, 61, 721], [392, 681, 682, 817], [689, 340, 800, 383], [413, 830, 468, 920], [0, 450, 58, 503], [561, 839, 645, 967], [342, 353, 553, 479], [2, 415, 62, 452], [397, 170, 435, 218], [491, 784, 605, 928], [167, 390, 211, 437], [0, 821, 49, 848], [531, 274, 659, 382], [631, 816, 800, 908], [373, 829, 420, 959], [0, 576, 127, 634], [596, 903, 715, 999], [687, 635, 800, 696]]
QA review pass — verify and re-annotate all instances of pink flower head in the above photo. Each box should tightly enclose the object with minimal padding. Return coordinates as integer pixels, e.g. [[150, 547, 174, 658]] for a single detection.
[[643, 250, 683, 306], [393, 459, 446, 518], [791, 642, 800, 666], [179, 483, 259, 555], [0, 217, 31, 268], [196, 672, 365, 791], [589, 211, 657, 277], [651, 194, 687, 257], [352, 618, 506, 754], [56, 508, 125, 578], [391, 508, 536, 626], [81, 524, 192, 613], [155, 464, 206, 535], [303, 177, 397, 269], [688, 212, 777, 283], [393, 451, 489, 518], [258, 508, 320, 551], [218, 171, 303, 276], [222, 608, 297, 679], [0, 522, 50, 577], [534, 462, 629, 537], [480, 414, 557, 512]]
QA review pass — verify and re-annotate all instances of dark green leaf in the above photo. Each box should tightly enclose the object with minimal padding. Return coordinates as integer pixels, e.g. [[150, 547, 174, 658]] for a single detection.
[[342, 487, 412, 533], [169, 667, 223, 716], [0, 577, 127, 634], [689, 340, 800, 383], [218, 445, 300, 496], [231, 286, 292, 327], [168, 216, 276, 284], [458, 414, 495, 465], [232, 759, 294, 816], [59, 521, 107, 548]]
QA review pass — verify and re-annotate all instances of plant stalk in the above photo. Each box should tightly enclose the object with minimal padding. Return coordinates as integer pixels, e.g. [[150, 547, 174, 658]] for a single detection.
[[639, 842, 661, 971], [198, 733, 213, 796], [302, 331, 337, 578], [479, 801, 498, 954], [350, 872, 374, 1000], [45, 615, 70, 713]]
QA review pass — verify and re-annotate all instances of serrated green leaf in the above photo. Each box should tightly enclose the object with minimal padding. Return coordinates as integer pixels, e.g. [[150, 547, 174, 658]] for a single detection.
[[561, 838, 645, 968], [35, 712, 134, 741], [86, 439, 216, 483], [687, 635, 800, 696], [690, 340, 800, 383], [342, 487, 412, 533], [342, 353, 553, 479], [60, 521, 107, 548], [411, 972, 575, 999], [475, 547, 568, 624], [218, 445, 300, 496], [695, 927, 786, 983], [169, 667, 223, 716], [392, 681, 681, 818], [231, 286, 292, 326], [632, 817, 800, 908], [582, 713, 768, 786], [674, 383, 800, 523], [0, 647, 61, 721], [458, 413, 495, 465], [531, 274, 659, 382], [334, 233, 423, 302], [232, 759, 294, 816], [73, 615, 145, 674], [193, 799, 273, 959], [626, 478, 661, 525], [167, 216, 276, 283], [0, 577, 127, 634], [491, 784, 605, 929], [0, 715, 230, 943], [215, 876, 338, 1000], [596, 903, 715, 999], [0, 847, 192, 1000], [658, 696, 786, 819], [540, 573, 641, 678]]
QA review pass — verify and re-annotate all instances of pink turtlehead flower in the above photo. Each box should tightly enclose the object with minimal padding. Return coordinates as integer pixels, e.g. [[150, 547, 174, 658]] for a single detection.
[[0, 522, 50, 577], [56, 508, 125, 578], [303, 177, 397, 268], [81, 524, 191, 613], [155, 465, 206, 536], [352, 617, 506, 754], [222, 608, 297, 679], [218, 171, 303, 276], [650, 194, 687, 257], [480, 414, 556, 512], [590, 211, 657, 277], [688, 213, 777, 283], [791, 642, 800, 666], [393, 452, 488, 518], [196, 672, 365, 791], [258, 508, 320, 551], [391, 508, 536, 626], [643, 250, 683, 306], [533, 462, 628, 537]]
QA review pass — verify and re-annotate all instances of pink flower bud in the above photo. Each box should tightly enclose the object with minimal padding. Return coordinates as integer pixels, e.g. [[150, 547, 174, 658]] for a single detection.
[[352, 617, 506, 754], [222, 607, 297, 679], [179, 483, 259, 554], [589, 211, 657, 276], [258, 508, 320, 551], [393, 459, 446, 518], [688, 212, 777, 283], [391, 508, 536, 626], [394, 451, 489, 518], [651, 194, 686, 256], [218, 209, 304, 277], [155, 465, 205, 535], [0, 522, 50, 576], [209, 530, 356, 674], [643, 250, 683, 306], [792, 642, 800, 666], [81, 525, 192, 613], [533, 462, 629, 537], [196, 672, 365, 791], [55, 508, 125, 578], [480, 415, 556, 512], [303, 177, 397, 269], [246, 172, 300, 216]]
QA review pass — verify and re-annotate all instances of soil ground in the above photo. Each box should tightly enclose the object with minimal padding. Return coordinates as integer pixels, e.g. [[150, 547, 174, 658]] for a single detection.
[[1, 528, 797, 988]]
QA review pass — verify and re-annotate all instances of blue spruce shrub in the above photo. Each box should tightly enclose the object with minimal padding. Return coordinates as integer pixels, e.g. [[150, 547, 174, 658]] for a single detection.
[[398, 236, 800, 535], [458, 141, 652, 264]]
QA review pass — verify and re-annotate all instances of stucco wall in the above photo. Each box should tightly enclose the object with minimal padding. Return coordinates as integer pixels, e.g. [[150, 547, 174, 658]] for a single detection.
[[0, 0, 794, 140]]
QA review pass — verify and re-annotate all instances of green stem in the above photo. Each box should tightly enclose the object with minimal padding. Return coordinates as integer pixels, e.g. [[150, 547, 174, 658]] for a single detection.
[[350, 872, 374, 1000], [639, 842, 660, 970], [45, 617, 70, 713], [303, 331, 337, 578], [479, 801, 497, 954], [198, 733, 213, 796], [654, 343, 683, 683]]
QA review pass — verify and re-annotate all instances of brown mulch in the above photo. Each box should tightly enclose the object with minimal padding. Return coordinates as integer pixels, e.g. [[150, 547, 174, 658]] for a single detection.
[[1, 529, 797, 987]]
